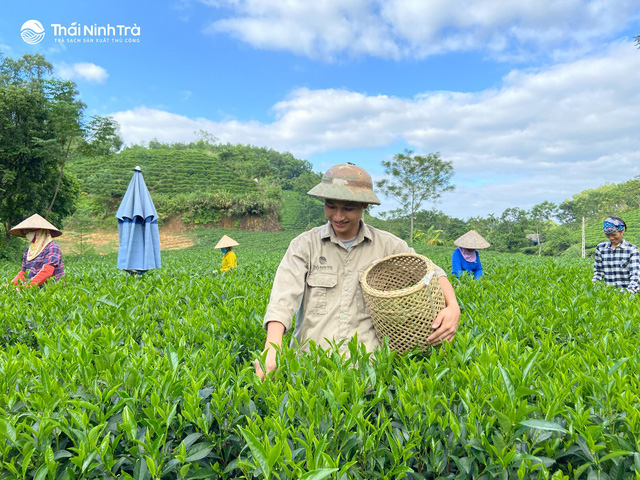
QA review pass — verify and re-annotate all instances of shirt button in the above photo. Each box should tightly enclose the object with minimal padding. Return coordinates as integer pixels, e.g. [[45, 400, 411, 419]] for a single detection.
[[344, 286, 349, 291], [341, 314, 346, 320], [346, 261, 351, 266]]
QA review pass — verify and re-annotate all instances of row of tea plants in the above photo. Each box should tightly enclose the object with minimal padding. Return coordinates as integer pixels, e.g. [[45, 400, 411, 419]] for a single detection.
[[0, 231, 639, 479]]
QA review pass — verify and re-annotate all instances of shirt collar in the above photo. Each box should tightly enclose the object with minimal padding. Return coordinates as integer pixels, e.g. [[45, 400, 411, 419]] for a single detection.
[[607, 239, 630, 249], [320, 220, 373, 245]]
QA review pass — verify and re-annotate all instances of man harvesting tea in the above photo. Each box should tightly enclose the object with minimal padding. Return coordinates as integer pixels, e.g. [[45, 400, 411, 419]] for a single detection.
[[255, 163, 460, 379]]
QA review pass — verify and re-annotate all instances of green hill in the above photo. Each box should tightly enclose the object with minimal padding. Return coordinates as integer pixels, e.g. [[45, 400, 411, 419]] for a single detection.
[[67, 144, 321, 229], [71, 147, 266, 197]]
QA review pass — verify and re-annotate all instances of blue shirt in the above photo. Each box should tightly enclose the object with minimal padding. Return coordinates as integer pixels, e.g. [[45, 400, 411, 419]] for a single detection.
[[451, 247, 483, 279]]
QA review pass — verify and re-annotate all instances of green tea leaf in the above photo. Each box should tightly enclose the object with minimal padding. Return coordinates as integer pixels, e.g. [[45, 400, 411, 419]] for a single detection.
[[299, 468, 339, 480], [185, 443, 213, 462], [519, 420, 567, 433], [239, 427, 270, 479], [499, 365, 515, 402]]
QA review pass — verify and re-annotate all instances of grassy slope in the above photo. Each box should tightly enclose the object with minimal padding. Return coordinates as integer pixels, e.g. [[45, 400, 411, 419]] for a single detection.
[[68, 149, 259, 197]]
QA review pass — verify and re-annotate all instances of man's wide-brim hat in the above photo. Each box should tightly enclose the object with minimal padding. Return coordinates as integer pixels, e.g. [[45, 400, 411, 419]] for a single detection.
[[307, 163, 381, 205], [9, 214, 62, 238], [454, 230, 490, 249], [214, 235, 239, 249]]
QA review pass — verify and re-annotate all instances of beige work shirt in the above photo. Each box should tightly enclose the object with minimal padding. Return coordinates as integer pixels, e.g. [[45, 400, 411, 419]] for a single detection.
[[263, 221, 446, 352]]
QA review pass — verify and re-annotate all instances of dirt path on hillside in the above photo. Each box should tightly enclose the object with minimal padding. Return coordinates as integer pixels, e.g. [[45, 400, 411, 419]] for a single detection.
[[56, 217, 196, 255]]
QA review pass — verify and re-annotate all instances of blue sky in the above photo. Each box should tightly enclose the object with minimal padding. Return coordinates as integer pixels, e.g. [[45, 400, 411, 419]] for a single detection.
[[3, 0, 640, 219]]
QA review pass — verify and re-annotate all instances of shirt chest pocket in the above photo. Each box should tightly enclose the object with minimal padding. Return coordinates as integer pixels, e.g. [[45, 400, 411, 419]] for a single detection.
[[619, 257, 631, 270], [306, 273, 338, 315]]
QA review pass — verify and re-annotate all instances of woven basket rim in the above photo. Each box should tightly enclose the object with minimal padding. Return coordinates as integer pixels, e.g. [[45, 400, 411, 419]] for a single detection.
[[361, 253, 437, 298]]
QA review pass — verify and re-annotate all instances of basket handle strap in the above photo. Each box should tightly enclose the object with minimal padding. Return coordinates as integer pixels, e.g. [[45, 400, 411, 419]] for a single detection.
[[422, 271, 437, 326], [422, 270, 435, 285]]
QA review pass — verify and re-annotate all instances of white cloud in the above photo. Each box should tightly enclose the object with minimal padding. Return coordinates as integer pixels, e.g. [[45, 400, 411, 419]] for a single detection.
[[111, 43, 640, 218], [55, 62, 108, 83], [201, 0, 640, 60], [206, 0, 400, 60]]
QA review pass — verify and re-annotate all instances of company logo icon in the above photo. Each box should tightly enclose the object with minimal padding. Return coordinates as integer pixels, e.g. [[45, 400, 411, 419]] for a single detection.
[[21, 20, 45, 44]]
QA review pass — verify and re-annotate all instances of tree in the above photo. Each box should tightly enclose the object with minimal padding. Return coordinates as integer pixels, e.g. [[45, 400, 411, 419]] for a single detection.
[[376, 149, 455, 243], [557, 181, 635, 225], [489, 207, 530, 253], [80, 115, 123, 157], [529, 201, 558, 256], [0, 53, 82, 242], [413, 208, 468, 244], [0, 53, 51, 87], [194, 129, 218, 149], [45, 79, 86, 217], [466, 214, 499, 240]]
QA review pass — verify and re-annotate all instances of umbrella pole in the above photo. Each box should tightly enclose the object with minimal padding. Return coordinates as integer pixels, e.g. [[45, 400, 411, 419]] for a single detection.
[[126, 269, 146, 276]]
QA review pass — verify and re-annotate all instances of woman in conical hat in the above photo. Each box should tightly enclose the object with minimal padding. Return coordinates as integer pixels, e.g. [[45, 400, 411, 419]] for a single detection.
[[214, 235, 239, 273], [9, 214, 65, 287], [451, 230, 490, 279]]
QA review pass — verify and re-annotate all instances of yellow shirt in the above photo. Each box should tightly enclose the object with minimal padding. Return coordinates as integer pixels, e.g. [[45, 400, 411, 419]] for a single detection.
[[263, 221, 445, 352], [221, 250, 237, 272]]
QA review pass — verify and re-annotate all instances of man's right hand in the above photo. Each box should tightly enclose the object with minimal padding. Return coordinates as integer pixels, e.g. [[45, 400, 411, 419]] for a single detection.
[[255, 321, 285, 380], [254, 345, 278, 381]]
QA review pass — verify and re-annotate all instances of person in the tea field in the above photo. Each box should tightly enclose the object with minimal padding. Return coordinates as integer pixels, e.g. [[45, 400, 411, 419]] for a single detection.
[[451, 230, 490, 279], [213, 235, 238, 273], [592, 216, 639, 294], [9, 214, 65, 288], [255, 163, 460, 380]]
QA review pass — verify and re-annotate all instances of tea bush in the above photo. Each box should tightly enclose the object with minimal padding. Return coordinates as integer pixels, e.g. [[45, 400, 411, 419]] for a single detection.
[[0, 234, 639, 479]]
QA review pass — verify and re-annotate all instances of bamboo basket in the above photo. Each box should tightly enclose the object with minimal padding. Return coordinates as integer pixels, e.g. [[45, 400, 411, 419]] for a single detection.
[[361, 253, 445, 352]]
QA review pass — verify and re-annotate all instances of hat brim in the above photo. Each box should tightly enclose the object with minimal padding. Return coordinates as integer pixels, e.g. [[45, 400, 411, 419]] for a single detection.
[[453, 230, 490, 249], [9, 214, 62, 238], [11, 228, 62, 238], [214, 235, 239, 249], [307, 185, 381, 205]]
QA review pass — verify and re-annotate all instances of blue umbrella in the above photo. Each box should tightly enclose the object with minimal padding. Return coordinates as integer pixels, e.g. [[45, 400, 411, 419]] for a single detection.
[[116, 166, 161, 272]]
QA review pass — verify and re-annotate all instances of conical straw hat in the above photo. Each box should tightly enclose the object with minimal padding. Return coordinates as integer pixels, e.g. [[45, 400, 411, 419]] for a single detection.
[[214, 235, 239, 249], [454, 230, 490, 249], [9, 213, 62, 238]]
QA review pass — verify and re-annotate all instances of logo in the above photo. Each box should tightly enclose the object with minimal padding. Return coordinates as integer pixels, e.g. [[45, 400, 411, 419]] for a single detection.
[[21, 20, 45, 44], [319, 256, 327, 265], [50, 22, 141, 44], [312, 264, 333, 271]]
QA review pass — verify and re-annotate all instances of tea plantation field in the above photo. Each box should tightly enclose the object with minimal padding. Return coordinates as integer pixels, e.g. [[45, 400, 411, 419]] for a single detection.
[[1, 230, 639, 479]]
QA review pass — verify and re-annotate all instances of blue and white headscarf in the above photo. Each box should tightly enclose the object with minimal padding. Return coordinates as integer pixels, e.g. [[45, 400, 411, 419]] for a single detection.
[[603, 217, 625, 234]]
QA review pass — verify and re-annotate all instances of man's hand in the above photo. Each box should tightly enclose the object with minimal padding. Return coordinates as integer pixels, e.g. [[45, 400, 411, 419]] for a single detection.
[[255, 321, 285, 380], [254, 345, 278, 381], [428, 276, 461, 345], [428, 304, 460, 345]]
